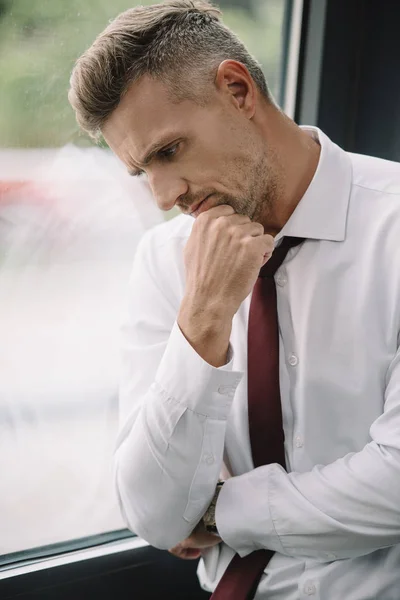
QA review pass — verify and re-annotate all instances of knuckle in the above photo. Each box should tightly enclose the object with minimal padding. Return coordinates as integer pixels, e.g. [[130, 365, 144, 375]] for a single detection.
[[212, 216, 226, 232], [241, 235, 252, 247], [228, 225, 239, 237], [265, 238, 274, 250], [251, 225, 263, 237], [234, 213, 250, 224], [195, 212, 208, 226]]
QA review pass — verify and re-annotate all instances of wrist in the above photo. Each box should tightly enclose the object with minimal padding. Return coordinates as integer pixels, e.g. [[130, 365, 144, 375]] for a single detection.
[[179, 292, 234, 326], [178, 298, 232, 368]]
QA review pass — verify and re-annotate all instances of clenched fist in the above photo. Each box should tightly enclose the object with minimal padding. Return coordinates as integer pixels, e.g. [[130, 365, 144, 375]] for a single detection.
[[183, 204, 274, 319], [178, 205, 274, 367]]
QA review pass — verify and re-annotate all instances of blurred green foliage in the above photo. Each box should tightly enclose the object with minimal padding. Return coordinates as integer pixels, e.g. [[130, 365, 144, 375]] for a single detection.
[[0, 0, 285, 148]]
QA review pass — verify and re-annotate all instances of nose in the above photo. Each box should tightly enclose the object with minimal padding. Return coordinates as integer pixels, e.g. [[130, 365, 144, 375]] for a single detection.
[[147, 168, 189, 212]]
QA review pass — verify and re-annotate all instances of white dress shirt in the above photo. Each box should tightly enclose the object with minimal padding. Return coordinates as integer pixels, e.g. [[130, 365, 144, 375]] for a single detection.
[[115, 127, 400, 599]]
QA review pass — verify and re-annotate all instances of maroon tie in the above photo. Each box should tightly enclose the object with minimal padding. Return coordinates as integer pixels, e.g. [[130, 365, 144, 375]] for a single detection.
[[210, 237, 304, 600]]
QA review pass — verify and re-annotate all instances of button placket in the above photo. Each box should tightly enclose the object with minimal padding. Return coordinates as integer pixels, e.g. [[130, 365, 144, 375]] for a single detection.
[[295, 435, 304, 448], [203, 453, 215, 465]]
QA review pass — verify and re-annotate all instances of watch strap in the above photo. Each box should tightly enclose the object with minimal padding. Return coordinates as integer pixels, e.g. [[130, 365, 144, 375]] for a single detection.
[[203, 480, 224, 535]]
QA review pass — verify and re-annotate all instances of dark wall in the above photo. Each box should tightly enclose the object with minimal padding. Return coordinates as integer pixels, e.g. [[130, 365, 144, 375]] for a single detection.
[[303, 0, 400, 161]]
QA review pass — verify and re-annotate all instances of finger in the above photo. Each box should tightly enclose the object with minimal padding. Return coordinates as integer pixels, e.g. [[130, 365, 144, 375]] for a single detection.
[[258, 235, 275, 264], [198, 204, 235, 219], [221, 213, 252, 225], [212, 220, 263, 241], [259, 233, 275, 251], [237, 222, 265, 237], [168, 547, 201, 560], [240, 231, 274, 252], [182, 548, 202, 560], [168, 548, 185, 559]]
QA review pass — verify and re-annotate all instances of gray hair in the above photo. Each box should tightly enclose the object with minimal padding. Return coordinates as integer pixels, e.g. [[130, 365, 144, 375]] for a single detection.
[[68, 0, 271, 141]]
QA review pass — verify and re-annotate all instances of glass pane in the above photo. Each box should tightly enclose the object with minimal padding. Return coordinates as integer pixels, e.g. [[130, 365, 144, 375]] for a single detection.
[[0, 0, 288, 556]]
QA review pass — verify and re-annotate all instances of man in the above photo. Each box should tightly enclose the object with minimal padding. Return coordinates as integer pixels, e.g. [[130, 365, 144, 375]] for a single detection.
[[69, 1, 400, 598]]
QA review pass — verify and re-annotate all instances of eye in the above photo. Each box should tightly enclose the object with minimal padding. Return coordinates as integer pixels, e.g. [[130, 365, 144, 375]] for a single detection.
[[159, 143, 179, 160]]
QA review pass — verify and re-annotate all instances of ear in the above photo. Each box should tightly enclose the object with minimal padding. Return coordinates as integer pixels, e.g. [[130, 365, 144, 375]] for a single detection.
[[214, 60, 256, 118]]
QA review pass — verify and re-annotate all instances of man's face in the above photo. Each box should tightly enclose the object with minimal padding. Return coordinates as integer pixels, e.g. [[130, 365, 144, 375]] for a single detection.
[[102, 75, 278, 223]]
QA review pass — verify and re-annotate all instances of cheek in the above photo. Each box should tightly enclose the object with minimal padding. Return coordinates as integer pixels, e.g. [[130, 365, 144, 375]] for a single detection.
[[182, 149, 220, 184], [184, 132, 248, 191]]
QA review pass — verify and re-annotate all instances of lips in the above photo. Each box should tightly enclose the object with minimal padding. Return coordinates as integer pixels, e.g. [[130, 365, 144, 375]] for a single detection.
[[191, 195, 212, 217]]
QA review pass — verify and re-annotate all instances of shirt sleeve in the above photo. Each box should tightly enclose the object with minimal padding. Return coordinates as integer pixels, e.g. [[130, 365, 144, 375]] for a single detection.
[[114, 229, 243, 550], [216, 345, 400, 562]]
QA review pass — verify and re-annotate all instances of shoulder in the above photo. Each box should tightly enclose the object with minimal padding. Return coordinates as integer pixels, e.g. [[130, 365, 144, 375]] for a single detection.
[[349, 152, 400, 197], [347, 153, 400, 260], [347, 152, 400, 232]]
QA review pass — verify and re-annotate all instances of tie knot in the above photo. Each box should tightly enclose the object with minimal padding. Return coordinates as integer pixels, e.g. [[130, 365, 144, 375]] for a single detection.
[[259, 236, 304, 278]]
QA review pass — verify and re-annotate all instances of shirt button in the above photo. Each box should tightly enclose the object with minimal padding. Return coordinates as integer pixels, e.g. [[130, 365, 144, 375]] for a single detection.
[[288, 353, 298, 366], [276, 273, 287, 287], [203, 453, 215, 465], [218, 385, 233, 395], [295, 435, 304, 448], [303, 581, 317, 595]]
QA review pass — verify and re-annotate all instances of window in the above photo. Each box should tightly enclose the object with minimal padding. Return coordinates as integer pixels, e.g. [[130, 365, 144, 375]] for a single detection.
[[0, 0, 289, 563]]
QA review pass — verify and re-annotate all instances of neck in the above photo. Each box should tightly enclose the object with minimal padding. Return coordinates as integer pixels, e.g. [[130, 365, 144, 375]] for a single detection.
[[258, 106, 321, 236]]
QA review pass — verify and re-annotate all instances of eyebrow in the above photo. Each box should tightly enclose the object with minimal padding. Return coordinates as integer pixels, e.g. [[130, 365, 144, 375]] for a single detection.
[[127, 135, 181, 176]]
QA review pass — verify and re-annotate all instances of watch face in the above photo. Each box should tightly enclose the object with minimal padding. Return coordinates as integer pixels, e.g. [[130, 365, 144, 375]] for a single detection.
[[203, 481, 224, 536]]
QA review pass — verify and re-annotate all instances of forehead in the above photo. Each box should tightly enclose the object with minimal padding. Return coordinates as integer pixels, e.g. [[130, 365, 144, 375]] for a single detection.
[[102, 76, 203, 160]]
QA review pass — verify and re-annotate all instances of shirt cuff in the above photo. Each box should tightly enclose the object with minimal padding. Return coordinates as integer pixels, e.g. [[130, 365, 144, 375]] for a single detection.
[[215, 466, 285, 557], [155, 321, 243, 421]]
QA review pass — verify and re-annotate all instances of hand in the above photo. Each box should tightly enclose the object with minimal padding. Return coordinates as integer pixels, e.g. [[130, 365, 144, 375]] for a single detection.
[[168, 521, 222, 560], [178, 204, 274, 367], [183, 204, 274, 320]]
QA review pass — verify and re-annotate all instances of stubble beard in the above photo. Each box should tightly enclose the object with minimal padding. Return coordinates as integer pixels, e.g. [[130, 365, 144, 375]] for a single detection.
[[233, 153, 279, 227], [181, 153, 279, 224]]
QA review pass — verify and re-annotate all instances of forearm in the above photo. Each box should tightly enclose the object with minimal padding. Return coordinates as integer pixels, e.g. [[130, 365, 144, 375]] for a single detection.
[[115, 389, 224, 549], [216, 441, 400, 561], [115, 321, 243, 550], [178, 294, 233, 368]]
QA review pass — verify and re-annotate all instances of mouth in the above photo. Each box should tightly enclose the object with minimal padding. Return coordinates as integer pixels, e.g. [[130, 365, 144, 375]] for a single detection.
[[190, 195, 212, 217]]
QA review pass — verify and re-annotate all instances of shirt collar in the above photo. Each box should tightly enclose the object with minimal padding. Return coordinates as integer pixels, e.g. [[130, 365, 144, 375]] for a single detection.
[[274, 126, 352, 244]]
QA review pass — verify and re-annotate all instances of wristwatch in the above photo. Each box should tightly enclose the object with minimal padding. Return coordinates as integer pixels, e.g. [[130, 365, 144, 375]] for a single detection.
[[203, 480, 225, 535]]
